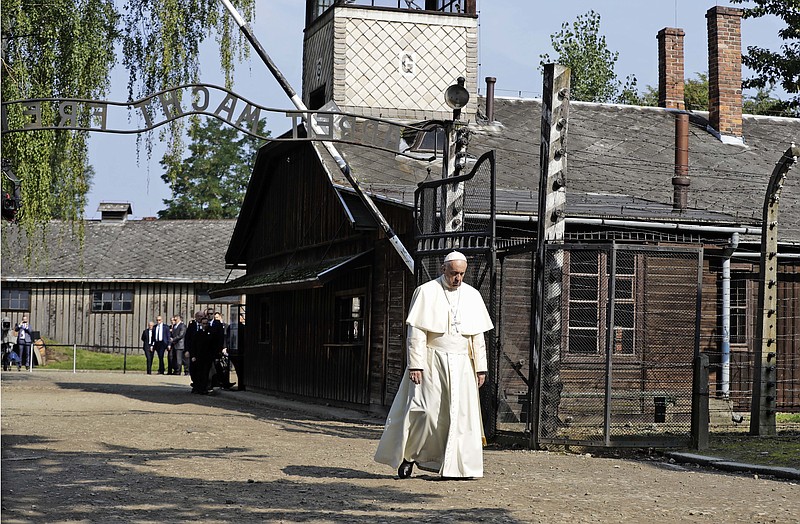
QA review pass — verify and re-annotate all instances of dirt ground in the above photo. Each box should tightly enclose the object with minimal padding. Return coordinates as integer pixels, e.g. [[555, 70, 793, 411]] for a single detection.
[[1, 371, 797, 523]]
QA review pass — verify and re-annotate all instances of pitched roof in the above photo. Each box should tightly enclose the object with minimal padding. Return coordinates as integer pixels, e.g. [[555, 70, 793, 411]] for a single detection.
[[2, 219, 243, 283], [319, 98, 800, 243]]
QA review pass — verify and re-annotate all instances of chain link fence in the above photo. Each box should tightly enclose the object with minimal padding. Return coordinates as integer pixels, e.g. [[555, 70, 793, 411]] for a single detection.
[[494, 244, 706, 447]]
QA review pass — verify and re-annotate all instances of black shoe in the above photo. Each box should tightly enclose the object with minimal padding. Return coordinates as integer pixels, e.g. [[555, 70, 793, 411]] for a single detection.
[[398, 460, 413, 479]]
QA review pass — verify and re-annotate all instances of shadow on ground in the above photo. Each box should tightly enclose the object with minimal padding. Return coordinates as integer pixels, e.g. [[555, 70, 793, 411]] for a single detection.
[[45, 376, 384, 441], [1, 435, 520, 523]]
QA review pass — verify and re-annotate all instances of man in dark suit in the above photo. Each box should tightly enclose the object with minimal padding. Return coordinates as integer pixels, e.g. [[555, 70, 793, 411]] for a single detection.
[[206, 312, 234, 390], [190, 317, 214, 394], [170, 315, 187, 375], [184, 311, 203, 378], [141, 321, 155, 374], [208, 312, 235, 390], [152, 315, 171, 375]]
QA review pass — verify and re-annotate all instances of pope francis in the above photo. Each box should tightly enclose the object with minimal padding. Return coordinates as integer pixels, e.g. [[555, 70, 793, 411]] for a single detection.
[[374, 251, 494, 479]]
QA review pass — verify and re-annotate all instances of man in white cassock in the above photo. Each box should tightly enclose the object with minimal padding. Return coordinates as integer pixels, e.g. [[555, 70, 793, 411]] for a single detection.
[[374, 251, 494, 479]]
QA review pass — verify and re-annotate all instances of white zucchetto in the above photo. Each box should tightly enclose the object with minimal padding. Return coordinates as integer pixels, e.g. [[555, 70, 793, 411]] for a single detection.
[[443, 251, 467, 263]]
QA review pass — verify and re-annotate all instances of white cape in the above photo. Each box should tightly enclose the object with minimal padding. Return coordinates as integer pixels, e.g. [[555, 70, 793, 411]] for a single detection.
[[405, 276, 493, 336]]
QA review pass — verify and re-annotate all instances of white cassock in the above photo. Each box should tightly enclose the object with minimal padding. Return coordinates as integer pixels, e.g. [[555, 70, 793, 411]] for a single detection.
[[374, 275, 494, 477]]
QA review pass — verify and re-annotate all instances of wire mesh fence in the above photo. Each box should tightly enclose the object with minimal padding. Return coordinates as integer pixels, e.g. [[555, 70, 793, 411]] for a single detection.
[[494, 243, 708, 447], [413, 150, 498, 436], [700, 257, 800, 431]]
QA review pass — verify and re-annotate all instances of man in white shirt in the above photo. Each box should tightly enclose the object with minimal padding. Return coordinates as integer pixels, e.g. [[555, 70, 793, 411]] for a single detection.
[[152, 316, 171, 375]]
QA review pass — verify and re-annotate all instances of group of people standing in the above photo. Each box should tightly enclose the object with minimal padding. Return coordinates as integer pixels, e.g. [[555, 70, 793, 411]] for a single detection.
[[1, 315, 34, 371], [140, 308, 235, 394]]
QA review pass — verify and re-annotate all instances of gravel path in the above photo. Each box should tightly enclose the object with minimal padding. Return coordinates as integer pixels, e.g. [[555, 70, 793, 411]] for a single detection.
[[1, 371, 797, 523]]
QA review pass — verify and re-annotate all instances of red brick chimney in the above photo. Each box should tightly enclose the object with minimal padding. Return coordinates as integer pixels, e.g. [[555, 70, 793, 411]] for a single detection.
[[707, 6, 743, 140], [657, 28, 685, 109]]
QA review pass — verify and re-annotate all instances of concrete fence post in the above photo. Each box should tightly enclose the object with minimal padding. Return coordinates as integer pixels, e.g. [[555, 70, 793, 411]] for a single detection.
[[692, 353, 710, 450]]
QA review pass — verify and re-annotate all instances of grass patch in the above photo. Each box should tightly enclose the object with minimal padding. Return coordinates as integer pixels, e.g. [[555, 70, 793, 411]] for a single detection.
[[777, 413, 800, 424], [700, 429, 800, 469], [41, 342, 148, 372]]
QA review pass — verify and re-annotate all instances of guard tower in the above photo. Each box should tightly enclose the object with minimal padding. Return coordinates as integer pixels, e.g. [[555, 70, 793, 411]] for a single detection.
[[303, 0, 478, 121]]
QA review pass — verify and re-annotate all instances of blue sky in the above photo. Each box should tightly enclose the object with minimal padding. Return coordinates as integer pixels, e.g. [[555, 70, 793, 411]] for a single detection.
[[84, 0, 786, 219]]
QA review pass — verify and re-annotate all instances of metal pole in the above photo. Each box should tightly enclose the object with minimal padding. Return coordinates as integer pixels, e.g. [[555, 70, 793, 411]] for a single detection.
[[123, 344, 127, 374], [721, 256, 731, 397], [603, 245, 617, 447], [73, 344, 76, 374], [218, 0, 414, 272]]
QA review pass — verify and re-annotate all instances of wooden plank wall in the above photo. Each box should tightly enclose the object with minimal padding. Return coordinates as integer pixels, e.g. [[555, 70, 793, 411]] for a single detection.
[[641, 254, 697, 389], [1, 282, 240, 354], [777, 268, 799, 411], [699, 257, 720, 354], [368, 245, 389, 406], [246, 145, 352, 263], [246, 266, 373, 405], [367, 235, 414, 410], [497, 254, 532, 422], [242, 296, 270, 392]]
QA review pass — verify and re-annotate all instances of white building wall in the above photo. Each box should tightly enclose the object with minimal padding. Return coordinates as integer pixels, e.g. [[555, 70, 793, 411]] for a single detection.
[[304, 7, 478, 121]]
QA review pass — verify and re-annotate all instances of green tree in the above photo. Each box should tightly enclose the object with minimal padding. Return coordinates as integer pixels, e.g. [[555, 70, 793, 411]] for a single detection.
[[623, 85, 658, 107], [540, 10, 636, 103], [626, 72, 795, 116], [158, 117, 266, 219], [1, 0, 256, 240], [730, 0, 800, 110], [683, 73, 709, 111], [743, 86, 798, 116], [619, 72, 708, 110]]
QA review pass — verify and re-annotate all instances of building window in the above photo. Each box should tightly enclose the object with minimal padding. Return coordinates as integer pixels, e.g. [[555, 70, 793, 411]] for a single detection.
[[1, 289, 30, 311], [91, 291, 133, 313], [312, 0, 334, 19], [612, 252, 636, 355], [566, 250, 638, 356], [258, 298, 271, 344], [409, 128, 445, 154], [730, 277, 748, 344], [336, 295, 365, 344], [567, 251, 600, 354]]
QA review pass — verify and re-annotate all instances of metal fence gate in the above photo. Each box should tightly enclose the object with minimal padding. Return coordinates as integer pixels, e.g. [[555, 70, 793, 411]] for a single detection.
[[496, 243, 704, 448], [413, 150, 498, 438]]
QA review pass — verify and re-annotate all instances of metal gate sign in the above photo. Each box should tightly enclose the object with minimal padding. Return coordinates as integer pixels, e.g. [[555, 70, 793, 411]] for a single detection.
[[1, 83, 431, 158]]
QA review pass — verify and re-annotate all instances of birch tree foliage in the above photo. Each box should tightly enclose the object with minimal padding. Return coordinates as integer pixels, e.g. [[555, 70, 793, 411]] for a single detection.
[[1, 0, 255, 255]]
